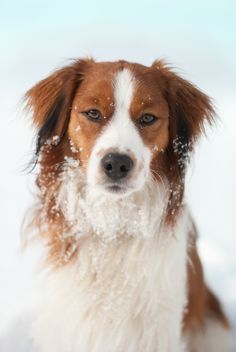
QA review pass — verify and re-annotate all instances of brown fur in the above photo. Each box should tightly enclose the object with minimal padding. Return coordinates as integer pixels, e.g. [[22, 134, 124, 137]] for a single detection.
[[25, 58, 214, 261], [152, 60, 214, 224], [26, 59, 214, 225], [183, 224, 229, 333], [24, 58, 228, 336]]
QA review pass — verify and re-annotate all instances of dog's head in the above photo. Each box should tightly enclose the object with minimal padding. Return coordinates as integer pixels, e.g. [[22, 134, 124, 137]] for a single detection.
[[26, 59, 214, 226]]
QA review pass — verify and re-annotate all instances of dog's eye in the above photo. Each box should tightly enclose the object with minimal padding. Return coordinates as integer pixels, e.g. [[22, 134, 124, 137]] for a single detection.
[[138, 114, 157, 127], [84, 109, 103, 122]]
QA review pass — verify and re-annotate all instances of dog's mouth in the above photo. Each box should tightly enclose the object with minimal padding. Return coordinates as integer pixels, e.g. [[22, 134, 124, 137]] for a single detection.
[[106, 184, 126, 193], [101, 181, 134, 197]]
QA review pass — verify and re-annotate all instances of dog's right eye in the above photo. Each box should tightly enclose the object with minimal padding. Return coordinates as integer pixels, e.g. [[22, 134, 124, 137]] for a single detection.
[[84, 109, 103, 122]]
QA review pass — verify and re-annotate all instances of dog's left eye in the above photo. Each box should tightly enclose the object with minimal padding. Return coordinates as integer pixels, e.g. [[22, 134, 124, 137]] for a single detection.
[[138, 113, 157, 127], [84, 109, 103, 122]]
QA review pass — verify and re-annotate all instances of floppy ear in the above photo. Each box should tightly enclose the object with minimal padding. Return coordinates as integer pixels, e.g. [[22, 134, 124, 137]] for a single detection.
[[152, 60, 215, 222], [25, 58, 93, 156]]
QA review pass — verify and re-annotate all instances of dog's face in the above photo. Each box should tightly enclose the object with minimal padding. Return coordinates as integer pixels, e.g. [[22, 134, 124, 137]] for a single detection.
[[26, 58, 213, 223], [68, 63, 169, 197]]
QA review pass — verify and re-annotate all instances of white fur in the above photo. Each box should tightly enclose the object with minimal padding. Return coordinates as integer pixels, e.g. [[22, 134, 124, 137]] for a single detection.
[[30, 68, 190, 352], [57, 163, 168, 243], [29, 68, 220, 352], [87, 68, 151, 194], [31, 167, 190, 351], [185, 318, 232, 352]]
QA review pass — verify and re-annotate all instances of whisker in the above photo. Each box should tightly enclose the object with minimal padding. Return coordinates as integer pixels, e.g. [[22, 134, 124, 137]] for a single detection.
[[150, 168, 166, 189]]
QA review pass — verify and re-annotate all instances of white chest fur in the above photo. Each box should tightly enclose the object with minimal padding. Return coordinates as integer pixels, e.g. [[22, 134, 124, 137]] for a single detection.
[[31, 211, 189, 352]]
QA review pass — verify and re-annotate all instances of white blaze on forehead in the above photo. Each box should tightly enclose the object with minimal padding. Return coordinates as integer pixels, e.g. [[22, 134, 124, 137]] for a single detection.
[[100, 68, 142, 157], [89, 68, 143, 156], [87, 67, 152, 191], [114, 68, 135, 112]]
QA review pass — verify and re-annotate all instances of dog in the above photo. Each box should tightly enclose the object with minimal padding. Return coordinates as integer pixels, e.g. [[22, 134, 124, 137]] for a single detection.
[[24, 58, 231, 352]]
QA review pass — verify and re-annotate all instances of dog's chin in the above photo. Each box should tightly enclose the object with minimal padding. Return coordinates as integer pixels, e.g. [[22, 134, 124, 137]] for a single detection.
[[91, 182, 142, 199], [104, 184, 132, 197], [87, 172, 149, 199], [102, 178, 150, 198]]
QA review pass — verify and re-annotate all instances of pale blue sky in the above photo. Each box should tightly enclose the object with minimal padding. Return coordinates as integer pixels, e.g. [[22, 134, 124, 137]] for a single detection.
[[1, 0, 236, 64], [1, 0, 236, 95], [1, 0, 236, 30]]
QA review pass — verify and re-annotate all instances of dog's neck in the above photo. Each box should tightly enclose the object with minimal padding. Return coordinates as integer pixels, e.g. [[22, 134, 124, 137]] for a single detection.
[[32, 167, 190, 352]]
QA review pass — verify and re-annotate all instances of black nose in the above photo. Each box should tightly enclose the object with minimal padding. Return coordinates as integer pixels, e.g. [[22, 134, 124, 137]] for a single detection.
[[102, 153, 134, 180]]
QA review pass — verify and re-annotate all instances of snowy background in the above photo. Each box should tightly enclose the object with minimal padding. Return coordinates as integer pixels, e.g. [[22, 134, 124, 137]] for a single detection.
[[0, 0, 235, 349]]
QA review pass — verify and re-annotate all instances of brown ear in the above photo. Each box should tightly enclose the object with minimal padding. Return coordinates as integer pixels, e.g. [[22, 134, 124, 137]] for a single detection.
[[25, 58, 93, 156], [153, 60, 215, 222]]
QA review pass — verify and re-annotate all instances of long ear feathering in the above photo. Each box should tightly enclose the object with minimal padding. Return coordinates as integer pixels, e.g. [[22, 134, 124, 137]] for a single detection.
[[152, 60, 215, 223], [24, 58, 93, 161], [153, 59, 215, 139], [23, 59, 93, 261]]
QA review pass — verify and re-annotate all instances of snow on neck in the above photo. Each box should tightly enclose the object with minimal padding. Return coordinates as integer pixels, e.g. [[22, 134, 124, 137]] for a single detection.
[[57, 160, 169, 243]]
